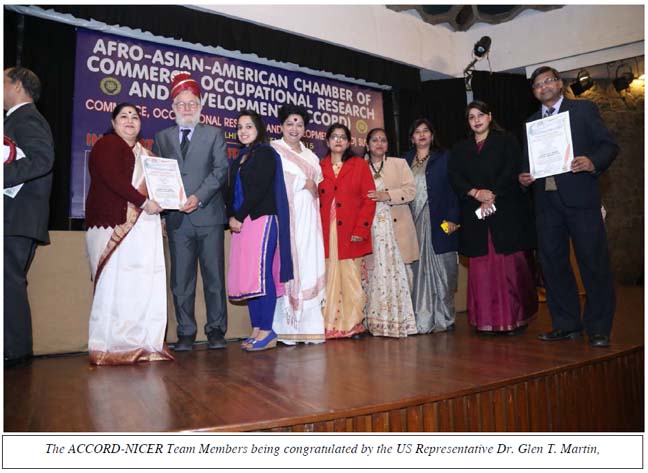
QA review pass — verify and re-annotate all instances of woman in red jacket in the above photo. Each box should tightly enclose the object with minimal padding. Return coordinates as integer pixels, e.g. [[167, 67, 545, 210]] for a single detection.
[[319, 123, 376, 339]]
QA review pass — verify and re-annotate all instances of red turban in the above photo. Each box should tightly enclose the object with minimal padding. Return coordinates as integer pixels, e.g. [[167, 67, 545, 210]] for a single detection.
[[170, 71, 201, 99]]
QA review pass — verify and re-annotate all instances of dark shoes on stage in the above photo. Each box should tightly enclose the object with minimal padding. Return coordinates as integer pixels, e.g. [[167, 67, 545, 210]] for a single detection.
[[588, 334, 610, 348], [537, 329, 582, 342], [4, 354, 33, 369], [173, 336, 195, 352], [173, 330, 227, 351], [538, 329, 610, 347], [207, 329, 227, 350]]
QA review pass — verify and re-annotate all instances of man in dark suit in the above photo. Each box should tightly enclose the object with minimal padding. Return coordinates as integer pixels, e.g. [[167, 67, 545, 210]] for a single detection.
[[153, 72, 229, 351], [519, 66, 619, 347], [3, 67, 55, 367]]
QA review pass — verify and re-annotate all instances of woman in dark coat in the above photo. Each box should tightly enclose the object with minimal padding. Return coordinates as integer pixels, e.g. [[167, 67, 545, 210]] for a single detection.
[[448, 101, 537, 334], [402, 119, 460, 333]]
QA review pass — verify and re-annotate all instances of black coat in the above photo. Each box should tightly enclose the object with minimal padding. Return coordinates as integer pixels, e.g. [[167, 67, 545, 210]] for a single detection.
[[226, 144, 276, 222], [4, 103, 55, 244], [448, 130, 535, 257]]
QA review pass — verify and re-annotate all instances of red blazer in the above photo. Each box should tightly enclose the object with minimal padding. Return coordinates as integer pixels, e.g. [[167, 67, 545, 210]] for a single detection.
[[319, 155, 376, 260], [85, 133, 147, 228]]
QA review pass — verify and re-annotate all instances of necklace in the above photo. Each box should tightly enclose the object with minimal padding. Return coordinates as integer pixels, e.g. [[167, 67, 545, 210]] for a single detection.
[[413, 152, 429, 168], [369, 156, 386, 179]]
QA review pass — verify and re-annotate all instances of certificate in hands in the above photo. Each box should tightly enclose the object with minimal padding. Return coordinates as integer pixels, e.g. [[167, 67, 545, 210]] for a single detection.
[[142, 157, 187, 210], [525, 112, 574, 179]]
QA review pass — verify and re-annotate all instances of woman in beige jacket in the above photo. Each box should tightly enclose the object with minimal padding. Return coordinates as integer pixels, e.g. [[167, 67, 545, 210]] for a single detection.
[[363, 128, 418, 337]]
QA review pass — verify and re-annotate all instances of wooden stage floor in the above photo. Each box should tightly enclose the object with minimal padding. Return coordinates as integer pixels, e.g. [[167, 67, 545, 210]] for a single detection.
[[4, 285, 643, 432]]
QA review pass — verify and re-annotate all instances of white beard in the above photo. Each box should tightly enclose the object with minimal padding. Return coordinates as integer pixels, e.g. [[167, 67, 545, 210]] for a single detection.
[[175, 113, 200, 128]]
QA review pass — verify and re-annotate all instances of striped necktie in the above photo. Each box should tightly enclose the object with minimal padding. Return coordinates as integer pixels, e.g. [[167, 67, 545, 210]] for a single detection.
[[180, 128, 191, 159]]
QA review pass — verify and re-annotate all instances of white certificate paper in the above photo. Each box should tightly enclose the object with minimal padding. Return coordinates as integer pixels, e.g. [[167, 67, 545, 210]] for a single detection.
[[3, 143, 25, 198], [142, 156, 187, 210], [525, 112, 574, 179]]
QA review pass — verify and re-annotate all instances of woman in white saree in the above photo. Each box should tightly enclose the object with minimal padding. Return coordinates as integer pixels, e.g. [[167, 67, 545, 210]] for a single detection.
[[271, 104, 326, 344], [85, 103, 173, 365]]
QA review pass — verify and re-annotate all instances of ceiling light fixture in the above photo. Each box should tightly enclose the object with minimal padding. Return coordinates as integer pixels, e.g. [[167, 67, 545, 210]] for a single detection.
[[570, 69, 593, 96], [613, 63, 635, 92]]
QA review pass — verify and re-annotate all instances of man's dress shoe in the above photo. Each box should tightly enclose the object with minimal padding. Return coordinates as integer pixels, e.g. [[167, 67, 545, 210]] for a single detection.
[[173, 336, 195, 352], [207, 330, 227, 350], [589, 334, 610, 348], [4, 354, 32, 369], [537, 329, 582, 341]]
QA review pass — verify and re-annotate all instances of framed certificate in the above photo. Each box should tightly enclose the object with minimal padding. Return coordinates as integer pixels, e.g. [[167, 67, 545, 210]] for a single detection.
[[526, 112, 574, 179], [141, 156, 187, 210]]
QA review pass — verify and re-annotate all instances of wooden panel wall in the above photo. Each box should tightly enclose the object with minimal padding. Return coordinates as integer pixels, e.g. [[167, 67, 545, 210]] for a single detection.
[[266, 349, 644, 432]]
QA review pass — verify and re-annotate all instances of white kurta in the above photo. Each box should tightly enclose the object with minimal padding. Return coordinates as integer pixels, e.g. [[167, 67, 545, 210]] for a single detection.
[[86, 145, 171, 364], [271, 139, 326, 344]]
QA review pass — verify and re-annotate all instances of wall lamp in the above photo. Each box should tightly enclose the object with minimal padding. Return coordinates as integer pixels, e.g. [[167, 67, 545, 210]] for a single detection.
[[570, 69, 593, 96], [613, 63, 634, 92], [463, 36, 492, 90], [473, 36, 492, 58]]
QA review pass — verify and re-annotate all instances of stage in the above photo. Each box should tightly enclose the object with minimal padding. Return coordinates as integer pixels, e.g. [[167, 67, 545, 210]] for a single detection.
[[4, 286, 643, 432]]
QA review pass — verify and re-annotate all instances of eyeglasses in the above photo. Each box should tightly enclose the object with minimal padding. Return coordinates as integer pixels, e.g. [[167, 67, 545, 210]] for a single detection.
[[330, 134, 348, 141], [174, 101, 200, 109], [532, 77, 559, 90]]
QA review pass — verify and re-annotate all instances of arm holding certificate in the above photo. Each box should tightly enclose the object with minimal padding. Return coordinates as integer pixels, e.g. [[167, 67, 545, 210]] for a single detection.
[[141, 156, 187, 210]]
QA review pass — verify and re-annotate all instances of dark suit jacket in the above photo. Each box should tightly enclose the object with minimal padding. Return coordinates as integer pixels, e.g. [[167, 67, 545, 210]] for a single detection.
[[403, 148, 459, 255], [153, 123, 228, 229], [4, 103, 55, 244], [449, 130, 535, 257], [522, 97, 619, 210]]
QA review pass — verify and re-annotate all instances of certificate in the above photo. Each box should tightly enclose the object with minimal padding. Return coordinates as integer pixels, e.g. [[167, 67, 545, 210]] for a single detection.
[[3, 142, 25, 199], [525, 111, 574, 179], [142, 156, 187, 210]]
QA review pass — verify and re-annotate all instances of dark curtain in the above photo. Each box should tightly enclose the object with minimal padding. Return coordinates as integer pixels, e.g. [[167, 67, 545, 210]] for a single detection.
[[381, 90, 398, 156], [393, 78, 466, 155], [4, 10, 77, 230], [38, 5, 421, 91], [471, 71, 538, 145]]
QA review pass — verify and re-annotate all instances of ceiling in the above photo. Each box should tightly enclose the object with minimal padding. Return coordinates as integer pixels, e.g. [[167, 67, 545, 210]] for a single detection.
[[387, 5, 564, 31]]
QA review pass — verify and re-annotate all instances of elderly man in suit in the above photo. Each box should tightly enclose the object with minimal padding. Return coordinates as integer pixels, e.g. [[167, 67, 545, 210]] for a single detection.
[[3, 66, 55, 367], [519, 66, 619, 348], [153, 72, 229, 351]]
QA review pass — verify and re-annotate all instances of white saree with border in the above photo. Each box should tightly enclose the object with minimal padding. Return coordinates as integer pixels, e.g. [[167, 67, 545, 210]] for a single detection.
[[86, 143, 173, 365], [270, 139, 326, 344]]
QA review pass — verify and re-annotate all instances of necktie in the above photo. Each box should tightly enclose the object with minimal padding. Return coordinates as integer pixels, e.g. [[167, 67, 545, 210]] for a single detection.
[[180, 128, 191, 159], [543, 107, 558, 191]]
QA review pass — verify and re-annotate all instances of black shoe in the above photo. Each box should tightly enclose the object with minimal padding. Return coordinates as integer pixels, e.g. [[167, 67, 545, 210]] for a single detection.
[[537, 329, 582, 341], [4, 354, 32, 369], [445, 324, 455, 332], [589, 334, 610, 348], [173, 336, 195, 352], [351, 331, 367, 340], [207, 330, 227, 349]]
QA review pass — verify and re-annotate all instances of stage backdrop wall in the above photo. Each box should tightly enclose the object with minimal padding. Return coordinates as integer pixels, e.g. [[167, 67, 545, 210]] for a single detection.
[[70, 28, 384, 218], [28, 232, 468, 355]]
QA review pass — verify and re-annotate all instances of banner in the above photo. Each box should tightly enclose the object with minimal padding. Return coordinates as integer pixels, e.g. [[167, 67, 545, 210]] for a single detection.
[[70, 29, 384, 218]]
